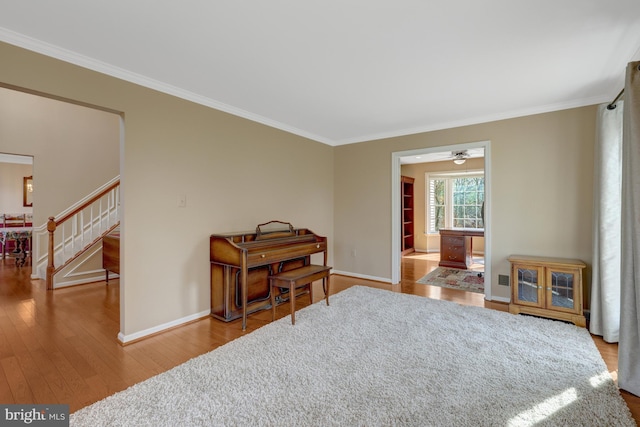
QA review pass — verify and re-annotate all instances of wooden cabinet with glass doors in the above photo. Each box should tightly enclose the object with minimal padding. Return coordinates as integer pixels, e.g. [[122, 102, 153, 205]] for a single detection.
[[508, 255, 586, 327]]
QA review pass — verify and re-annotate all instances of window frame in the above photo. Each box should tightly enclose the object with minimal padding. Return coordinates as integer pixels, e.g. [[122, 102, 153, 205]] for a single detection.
[[425, 169, 484, 234]]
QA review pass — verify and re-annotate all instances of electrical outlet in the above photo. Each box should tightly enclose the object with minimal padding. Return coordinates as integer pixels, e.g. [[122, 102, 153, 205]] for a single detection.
[[498, 274, 510, 286], [178, 194, 187, 207]]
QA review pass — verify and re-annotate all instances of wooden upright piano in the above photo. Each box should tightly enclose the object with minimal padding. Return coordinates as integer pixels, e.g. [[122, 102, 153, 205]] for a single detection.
[[210, 221, 328, 330]]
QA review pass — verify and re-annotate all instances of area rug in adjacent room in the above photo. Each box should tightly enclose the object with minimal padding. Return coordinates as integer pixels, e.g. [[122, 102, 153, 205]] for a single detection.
[[71, 286, 633, 427], [416, 266, 484, 293]]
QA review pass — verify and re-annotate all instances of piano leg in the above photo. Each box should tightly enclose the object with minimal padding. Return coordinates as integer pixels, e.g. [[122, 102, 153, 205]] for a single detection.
[[241, 254, 248, 331], [324, 274, 330, 306]]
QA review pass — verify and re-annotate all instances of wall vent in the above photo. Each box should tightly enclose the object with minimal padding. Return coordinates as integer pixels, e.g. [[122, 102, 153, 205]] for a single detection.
[[498, 275, 510, 286]]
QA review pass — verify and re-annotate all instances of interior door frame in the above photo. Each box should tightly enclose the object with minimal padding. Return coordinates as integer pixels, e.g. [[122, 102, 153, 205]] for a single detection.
[[390, 140, 492, 300]]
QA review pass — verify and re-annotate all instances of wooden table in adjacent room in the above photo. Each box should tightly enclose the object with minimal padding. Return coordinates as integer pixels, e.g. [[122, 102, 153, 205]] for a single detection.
[[102, 230, 120, 283], [438, 228, 484, 270]]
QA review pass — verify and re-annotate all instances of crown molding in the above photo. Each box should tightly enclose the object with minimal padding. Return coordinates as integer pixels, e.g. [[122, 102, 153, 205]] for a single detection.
[[0, 27, 335, 146], [334, 95, 608, 146], [0, 27, 617, 148]]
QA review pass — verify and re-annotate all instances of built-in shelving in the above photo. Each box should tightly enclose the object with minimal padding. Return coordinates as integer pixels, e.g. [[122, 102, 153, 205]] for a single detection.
[[401, 176, 414, 254]]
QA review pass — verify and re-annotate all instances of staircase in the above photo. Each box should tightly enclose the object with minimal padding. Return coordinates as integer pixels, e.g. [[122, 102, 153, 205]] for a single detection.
[[32, 177, 120, 289]]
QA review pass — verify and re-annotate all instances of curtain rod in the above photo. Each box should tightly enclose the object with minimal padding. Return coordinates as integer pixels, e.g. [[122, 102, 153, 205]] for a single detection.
[[607, 88, 625, 110]]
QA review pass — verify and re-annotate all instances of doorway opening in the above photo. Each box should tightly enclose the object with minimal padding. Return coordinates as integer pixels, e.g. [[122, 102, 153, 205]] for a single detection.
[[0, 153, 34, 266], [391, 140, 492, 300]]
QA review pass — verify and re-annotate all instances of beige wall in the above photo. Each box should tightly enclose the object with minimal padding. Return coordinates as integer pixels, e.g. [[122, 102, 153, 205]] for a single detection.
[[0, 40, 597, 335], [0, 161, 33, 214], [0, 87, 119, 227], [335, 107, 595, 302], [401, 157, 485, 253], [0, 42, 334, 340]]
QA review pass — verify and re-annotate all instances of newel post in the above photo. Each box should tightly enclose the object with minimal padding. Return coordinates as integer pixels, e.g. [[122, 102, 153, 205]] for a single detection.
[[46, 216, 56, 290]]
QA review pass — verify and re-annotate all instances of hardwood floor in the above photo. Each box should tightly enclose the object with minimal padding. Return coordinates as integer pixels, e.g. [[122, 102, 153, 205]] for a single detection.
[[1, 253, 638, 422]]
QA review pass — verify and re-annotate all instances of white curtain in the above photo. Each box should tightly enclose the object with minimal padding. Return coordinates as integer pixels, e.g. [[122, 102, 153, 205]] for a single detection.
[[619, 60, 640, 396], [589, 102, 623, 343]]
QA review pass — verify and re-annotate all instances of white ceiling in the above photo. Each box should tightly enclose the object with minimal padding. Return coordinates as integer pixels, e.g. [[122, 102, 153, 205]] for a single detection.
[[400, 148, 484, 165], [0, 153, 33, 165], [1, 1, 639, 146]]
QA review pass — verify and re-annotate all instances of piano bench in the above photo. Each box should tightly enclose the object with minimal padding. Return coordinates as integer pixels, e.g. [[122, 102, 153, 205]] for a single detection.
[[269, 264, 332, 325]]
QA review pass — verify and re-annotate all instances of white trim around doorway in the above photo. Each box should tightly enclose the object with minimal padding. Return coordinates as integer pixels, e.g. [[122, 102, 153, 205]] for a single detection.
[[391, 140, 493, 301]]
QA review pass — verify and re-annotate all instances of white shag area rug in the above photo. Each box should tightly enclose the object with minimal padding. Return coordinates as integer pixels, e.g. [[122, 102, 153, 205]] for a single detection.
[[71, 286, 634, 427]]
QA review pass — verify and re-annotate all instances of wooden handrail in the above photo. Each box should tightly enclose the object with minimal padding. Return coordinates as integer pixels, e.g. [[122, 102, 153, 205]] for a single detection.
[[46, 180, 120, 290], [53, 180, 120, 226]]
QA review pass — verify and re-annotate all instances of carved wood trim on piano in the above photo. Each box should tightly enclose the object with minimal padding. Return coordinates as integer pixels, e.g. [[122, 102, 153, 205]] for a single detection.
[[255, 220, 295, 240], [210, 223, 328, 330]]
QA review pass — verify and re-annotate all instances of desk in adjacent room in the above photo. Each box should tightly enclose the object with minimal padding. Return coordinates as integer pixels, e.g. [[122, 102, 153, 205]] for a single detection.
[[438, 228, 484, 270]]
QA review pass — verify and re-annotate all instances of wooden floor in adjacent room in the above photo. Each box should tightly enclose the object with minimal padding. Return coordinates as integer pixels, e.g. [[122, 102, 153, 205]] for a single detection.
[[0, 252, 638, 422]]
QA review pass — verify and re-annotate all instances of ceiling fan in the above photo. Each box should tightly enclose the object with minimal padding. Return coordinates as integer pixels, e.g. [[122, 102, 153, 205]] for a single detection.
[[451, 150, 470, 165]]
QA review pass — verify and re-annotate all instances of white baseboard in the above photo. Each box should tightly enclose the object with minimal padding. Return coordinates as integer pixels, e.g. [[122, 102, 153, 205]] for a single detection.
[[53, 273, 106, 288], [118, 309, 210, 344], [331, 270, 393, 284]]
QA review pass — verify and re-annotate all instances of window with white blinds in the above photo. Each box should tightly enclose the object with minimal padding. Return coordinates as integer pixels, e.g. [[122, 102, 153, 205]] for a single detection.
[[427, 172, 484, 233]]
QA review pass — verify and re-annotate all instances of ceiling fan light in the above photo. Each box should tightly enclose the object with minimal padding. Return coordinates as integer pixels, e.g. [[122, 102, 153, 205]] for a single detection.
[[453, 158, 466, 165]]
